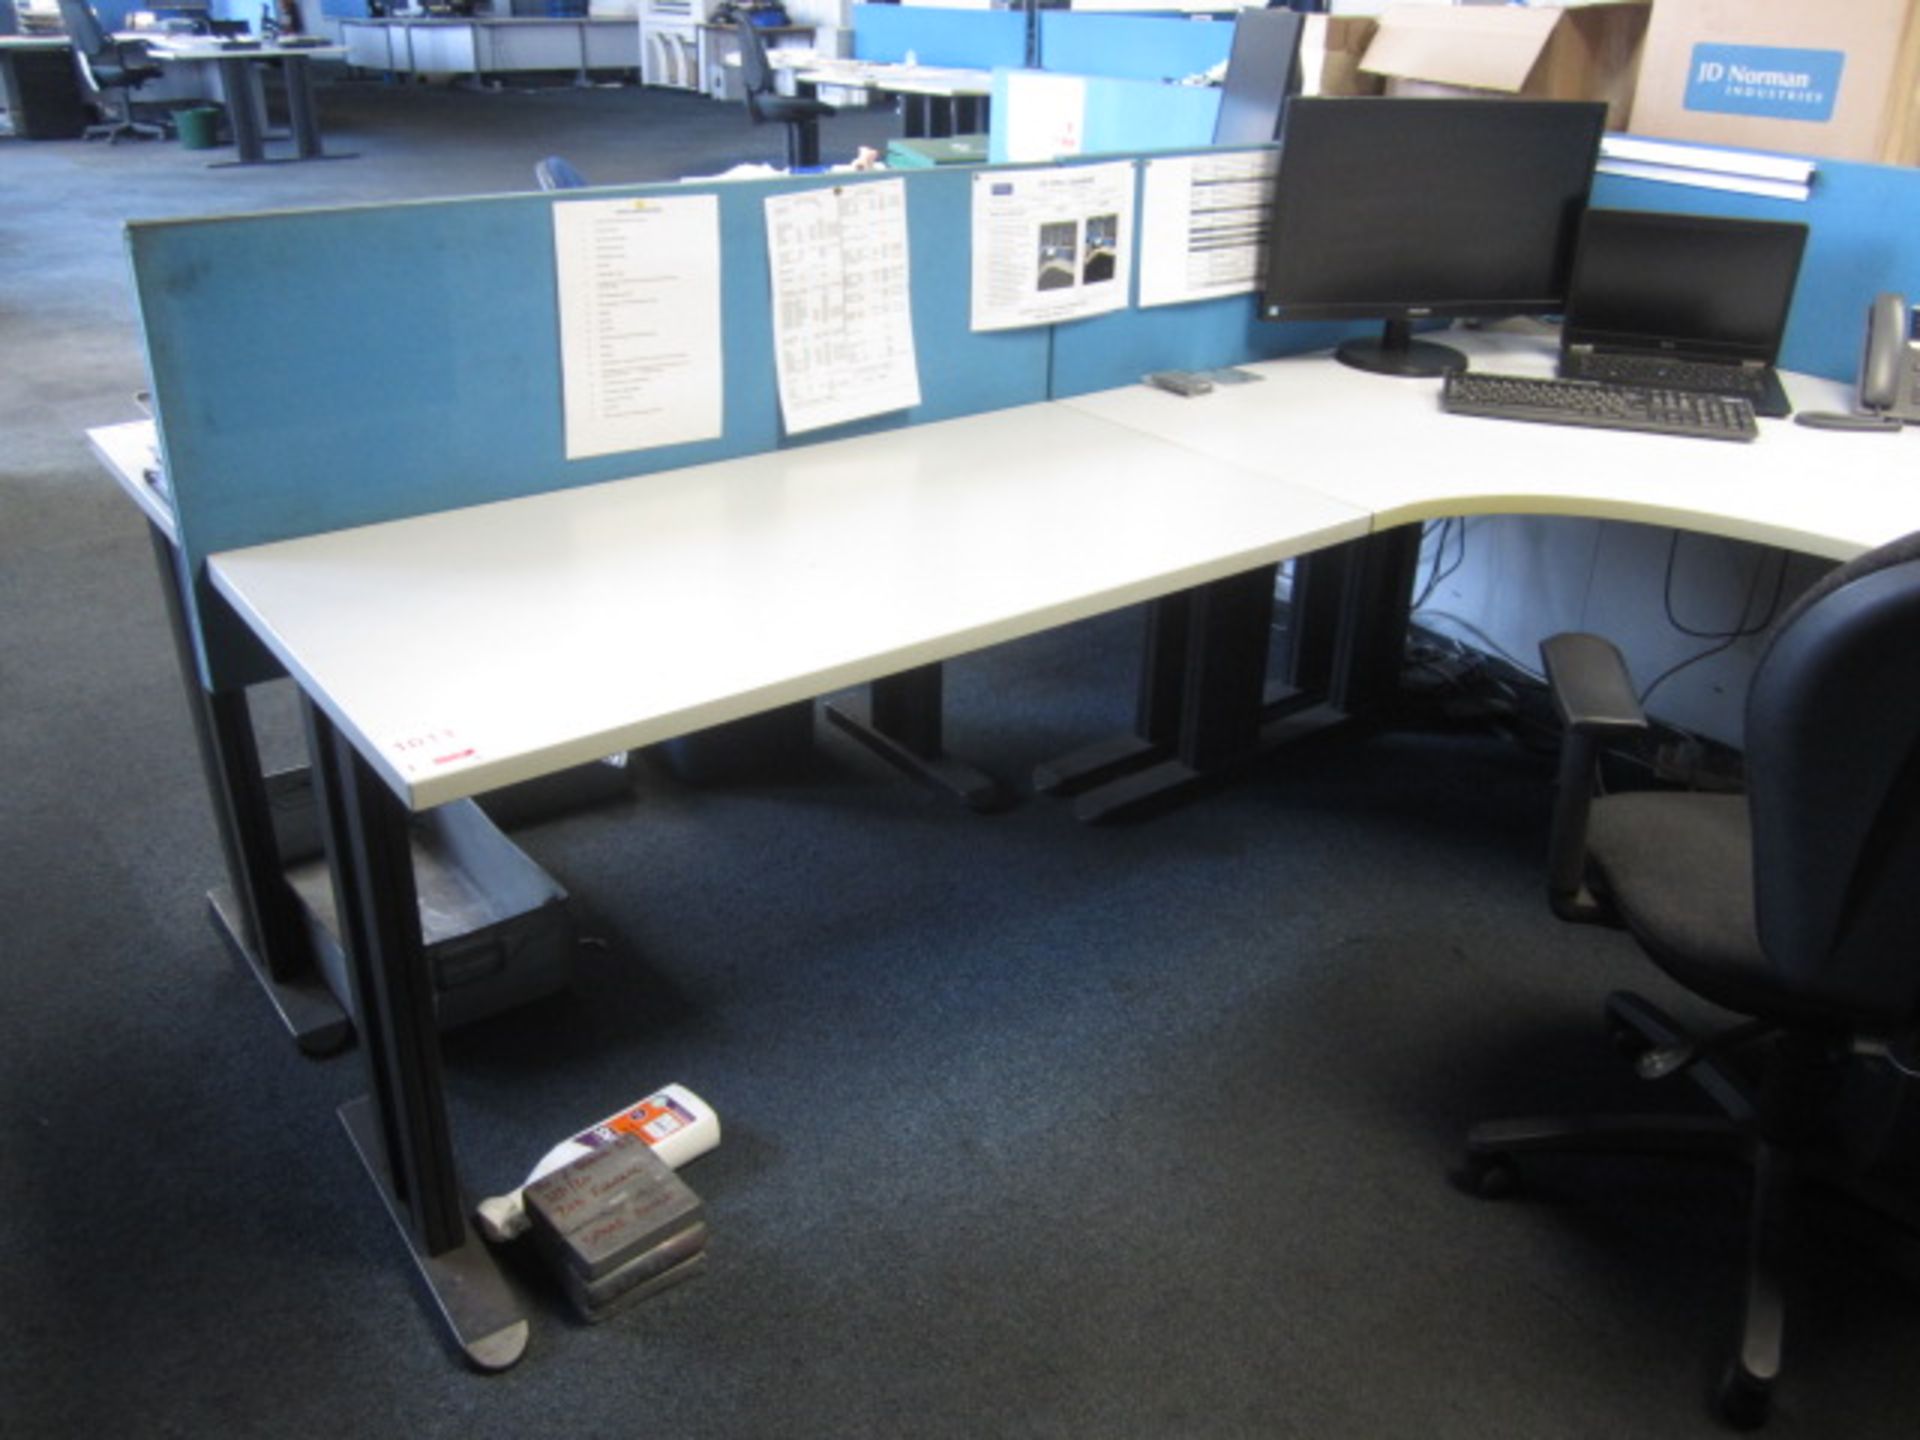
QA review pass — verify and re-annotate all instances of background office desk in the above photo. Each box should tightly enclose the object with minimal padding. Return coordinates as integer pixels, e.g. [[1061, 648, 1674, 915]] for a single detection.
[[785, 58, 993, 139], [1043, 327, 1920, 820], [0, 35, 86, 139], [203, 401, 1372, 1368], [145, 39, 347, 165], [338, 17, 640, 87]]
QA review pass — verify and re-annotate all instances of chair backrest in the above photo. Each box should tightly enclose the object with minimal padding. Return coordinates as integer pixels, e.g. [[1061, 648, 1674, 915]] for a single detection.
[[55, 0, 107, 59], [734, 18, 774, 119], [1745, 530, 1920, 1023], [535, 156, 587, 191]]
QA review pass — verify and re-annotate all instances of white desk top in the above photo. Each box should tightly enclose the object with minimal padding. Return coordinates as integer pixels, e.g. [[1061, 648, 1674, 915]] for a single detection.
[[336, 14, 635, 25], [787, 58, 996, 98], [143, 39, 347, 61], [88, 420, 175, 546], [1064, 328, 1920, 563], [209, 402, 1370, 811]]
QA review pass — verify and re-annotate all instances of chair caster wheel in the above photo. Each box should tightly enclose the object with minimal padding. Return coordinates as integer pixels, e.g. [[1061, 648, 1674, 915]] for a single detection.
[[1460, 1152, 1519, 1200], [1717, 1359, 1772, 1431], [1607, 1019, 1650, 1060]]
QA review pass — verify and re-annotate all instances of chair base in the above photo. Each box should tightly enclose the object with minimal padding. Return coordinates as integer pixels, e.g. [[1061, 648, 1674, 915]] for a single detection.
[[1460, 991, 1853, 1430], [84, 117, 169, 143], [83, 94, 170, 143]]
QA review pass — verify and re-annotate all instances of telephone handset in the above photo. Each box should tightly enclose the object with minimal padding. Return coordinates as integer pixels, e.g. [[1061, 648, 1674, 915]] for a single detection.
[[1795, 293, 1916, 430], [1860, 292, 1920, 422]]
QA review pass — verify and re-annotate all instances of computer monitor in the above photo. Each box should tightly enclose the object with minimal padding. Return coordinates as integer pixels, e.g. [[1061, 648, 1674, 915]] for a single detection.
[[1259, 97, 1608, 377], [1212, 10, 1304, 147]]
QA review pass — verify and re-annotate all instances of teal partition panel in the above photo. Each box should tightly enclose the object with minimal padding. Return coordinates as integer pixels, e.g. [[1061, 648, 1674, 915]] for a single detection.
[[1592, 151, 1920, 385], [1038, 12, 1233, 82], [1083, 75, 1218, 154], [988, 71, 1219, 164], [129, 168, 1051, 688], [851, 4, 1026, 67]]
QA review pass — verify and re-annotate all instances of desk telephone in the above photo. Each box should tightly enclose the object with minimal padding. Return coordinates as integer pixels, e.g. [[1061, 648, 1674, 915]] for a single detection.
[[1861, 293, 1920, 422], [1795, 292, 1917, 431]]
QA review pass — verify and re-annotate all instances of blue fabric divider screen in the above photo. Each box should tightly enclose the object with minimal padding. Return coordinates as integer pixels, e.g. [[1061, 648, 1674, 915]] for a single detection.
[[849, 4, 1026, 68], [129, 166, 1048, 689], [1038, 12, 1234, 84]]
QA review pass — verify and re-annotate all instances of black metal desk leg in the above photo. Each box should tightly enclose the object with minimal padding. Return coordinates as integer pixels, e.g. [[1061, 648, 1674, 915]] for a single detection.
[[217, 56, 266, 163], [1032, 591, 1191, 798], [152, 528, 348, 1055], [1327, 523, 1422, 714], [1035, 567, 1284, 822], [281, 56, 324, 158], [899, 91, 929, 138], [822, 664, 1011, 811], [303, 700, 528, 1372]]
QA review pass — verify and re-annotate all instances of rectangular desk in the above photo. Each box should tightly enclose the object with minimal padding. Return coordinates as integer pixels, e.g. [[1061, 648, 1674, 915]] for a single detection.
[[128, 330, 1920, 1370], [195, 399, 1369, 1367], [338, 17, 639, 87], [145, 40, 348, 165], [0, 35, 86, 139]]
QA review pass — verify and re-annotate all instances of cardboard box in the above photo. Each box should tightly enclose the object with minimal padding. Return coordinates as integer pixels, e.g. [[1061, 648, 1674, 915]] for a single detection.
[[1358, 3, 1651, 129], [1630, 0, 1920, 165], [1300, 16, 1386, 99]]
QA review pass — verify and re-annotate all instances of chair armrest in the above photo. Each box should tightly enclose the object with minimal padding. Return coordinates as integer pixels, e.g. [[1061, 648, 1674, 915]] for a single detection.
[[1541, 632, 1648, 736], [1540, 633, 1649, 922]]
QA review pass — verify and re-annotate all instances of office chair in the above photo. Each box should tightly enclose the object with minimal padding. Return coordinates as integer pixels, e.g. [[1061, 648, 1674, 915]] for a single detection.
[[1460, 531, 1920, 1428], [535, 155, 587, 191], [56, 0, 167, 143], [734, 18, 833, 171]]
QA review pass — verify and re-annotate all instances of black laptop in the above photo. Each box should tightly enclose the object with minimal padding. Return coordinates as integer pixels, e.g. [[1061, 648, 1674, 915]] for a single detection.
[[1558, 209, 1809, 418]]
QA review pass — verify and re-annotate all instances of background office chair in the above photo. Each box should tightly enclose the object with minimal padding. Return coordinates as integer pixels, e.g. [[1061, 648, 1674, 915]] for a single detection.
[[534, 155, 588, 191], [57, 0, 167, 143], [1462, 531, 1920, 1429], [734, 18, 833, 171]]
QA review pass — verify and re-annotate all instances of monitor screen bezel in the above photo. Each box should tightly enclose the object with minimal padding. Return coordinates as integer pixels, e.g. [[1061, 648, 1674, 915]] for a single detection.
[[1258, 96, 1610, 330]]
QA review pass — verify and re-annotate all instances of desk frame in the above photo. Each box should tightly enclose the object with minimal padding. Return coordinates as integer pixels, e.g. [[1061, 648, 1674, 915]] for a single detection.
[[149, 45, 349, 166], [123, 330, 1920, 1372]]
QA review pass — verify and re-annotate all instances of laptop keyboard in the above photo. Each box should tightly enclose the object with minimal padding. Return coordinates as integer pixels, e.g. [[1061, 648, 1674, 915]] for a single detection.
[[1564, 351, 1768, 397]]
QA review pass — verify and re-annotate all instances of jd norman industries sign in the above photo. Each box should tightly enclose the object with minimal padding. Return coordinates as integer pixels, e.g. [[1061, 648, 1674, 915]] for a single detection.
[[1684, 44, 1847, 123]]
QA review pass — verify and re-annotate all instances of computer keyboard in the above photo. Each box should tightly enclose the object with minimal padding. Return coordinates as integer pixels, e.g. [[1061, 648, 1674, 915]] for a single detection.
[[1441, 371, 1759, 442]]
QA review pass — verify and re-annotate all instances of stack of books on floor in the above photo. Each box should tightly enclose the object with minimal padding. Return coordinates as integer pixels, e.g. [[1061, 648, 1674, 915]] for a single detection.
[[524, 1132, 708, 1322]]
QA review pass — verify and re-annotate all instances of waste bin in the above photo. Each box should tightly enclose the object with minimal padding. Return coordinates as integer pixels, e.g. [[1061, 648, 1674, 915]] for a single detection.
[[174, 106, 220, 151]]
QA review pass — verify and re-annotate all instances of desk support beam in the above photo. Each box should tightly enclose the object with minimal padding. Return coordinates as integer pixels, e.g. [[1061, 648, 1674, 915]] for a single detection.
[[1034, 528, 1423, 824], [156, 530, 349, 1056], [303, 701, 528, 1372], [822, 665, 1012, 812]]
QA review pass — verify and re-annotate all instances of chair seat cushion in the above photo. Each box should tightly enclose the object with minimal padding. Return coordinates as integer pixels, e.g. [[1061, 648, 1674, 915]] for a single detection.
[[1587, 790, 1779, 1015]]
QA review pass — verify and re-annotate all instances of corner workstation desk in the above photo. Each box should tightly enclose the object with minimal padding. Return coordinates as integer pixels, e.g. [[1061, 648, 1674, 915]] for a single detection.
[[184, 333, 1919, 1368], [101, 145, 1920, 1370]]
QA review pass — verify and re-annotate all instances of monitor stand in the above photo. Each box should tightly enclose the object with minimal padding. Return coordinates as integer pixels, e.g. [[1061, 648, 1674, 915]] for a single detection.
[[1335, 319, 1465, 378]]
